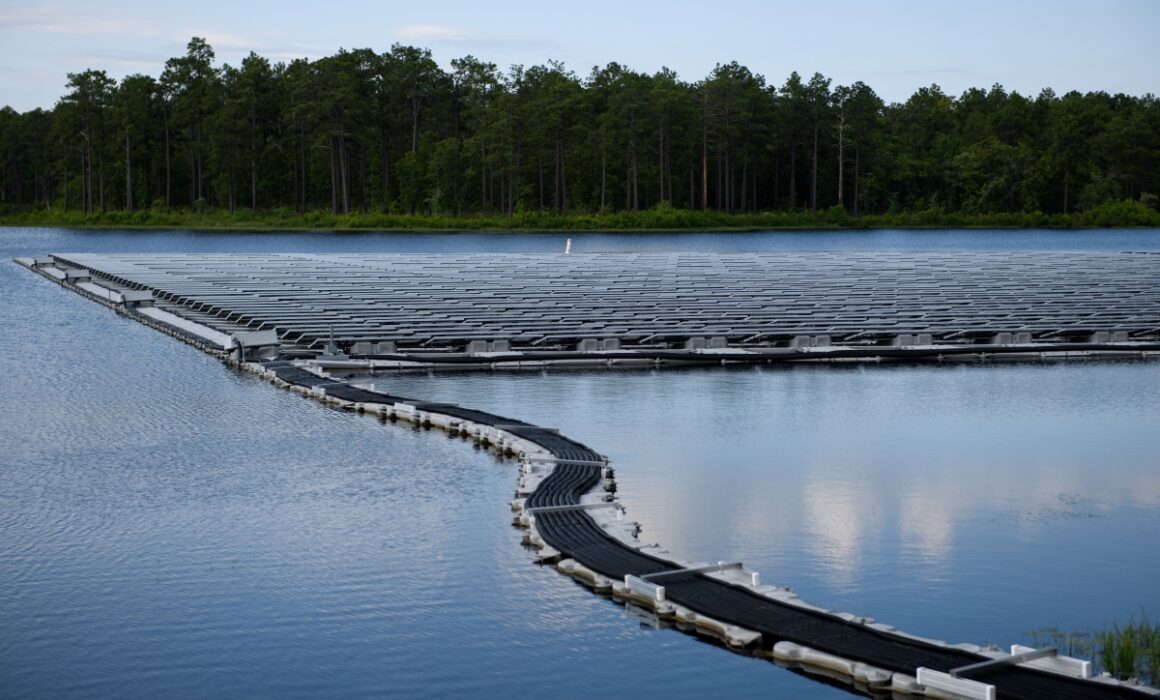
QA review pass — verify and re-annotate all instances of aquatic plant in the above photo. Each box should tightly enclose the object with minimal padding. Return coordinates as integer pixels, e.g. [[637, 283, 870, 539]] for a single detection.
[[1029, 614, 1159, 687]]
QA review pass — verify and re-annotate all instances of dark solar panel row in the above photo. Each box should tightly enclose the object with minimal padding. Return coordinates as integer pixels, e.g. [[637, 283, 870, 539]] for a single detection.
[[52, 252, 1160, 353]]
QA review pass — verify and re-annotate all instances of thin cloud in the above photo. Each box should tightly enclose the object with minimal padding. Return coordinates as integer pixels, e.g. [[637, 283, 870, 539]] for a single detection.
[[396, 24, 477, 42], [869, 67, 969, 76], [0, 3, 160, 37], [158, 30, 325, 66], [68, 49, 161, 72], [393, 23, 560, 53], [189, 30, 277, 53]]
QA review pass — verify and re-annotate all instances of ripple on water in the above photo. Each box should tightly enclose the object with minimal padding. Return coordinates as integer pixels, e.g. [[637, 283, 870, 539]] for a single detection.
[[4, 229, 1160, 699]]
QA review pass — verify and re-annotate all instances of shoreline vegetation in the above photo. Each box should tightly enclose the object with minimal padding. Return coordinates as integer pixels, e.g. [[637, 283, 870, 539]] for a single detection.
[[2, 38, 1159, 231], [1029, 616, 1160, 688], [2, 198, 1158, 232]]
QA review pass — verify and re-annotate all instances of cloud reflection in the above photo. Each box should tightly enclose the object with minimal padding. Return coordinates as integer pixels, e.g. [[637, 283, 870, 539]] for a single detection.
[[802, 476, 882, 588]]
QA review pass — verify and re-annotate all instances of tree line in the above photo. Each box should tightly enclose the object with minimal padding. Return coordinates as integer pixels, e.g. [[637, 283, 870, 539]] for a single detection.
[[1, 37, 1157, 222]]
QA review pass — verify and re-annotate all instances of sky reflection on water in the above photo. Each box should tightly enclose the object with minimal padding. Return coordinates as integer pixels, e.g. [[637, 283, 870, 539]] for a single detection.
[[3, 227, 1159, 699], [371, 359, 1160, 646]]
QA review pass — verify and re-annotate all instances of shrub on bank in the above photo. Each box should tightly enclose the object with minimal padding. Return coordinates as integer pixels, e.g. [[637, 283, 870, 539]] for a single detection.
[[2, 203, 1159, 231]]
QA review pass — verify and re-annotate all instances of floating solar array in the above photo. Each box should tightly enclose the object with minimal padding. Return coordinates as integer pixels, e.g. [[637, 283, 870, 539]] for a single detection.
[[20, 251, 1158, 700], [48, 251, 1160, 355]]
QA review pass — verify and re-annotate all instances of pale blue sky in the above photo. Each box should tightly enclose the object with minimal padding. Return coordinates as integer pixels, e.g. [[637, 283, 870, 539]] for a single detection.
[[1, 0, 1157, 112]]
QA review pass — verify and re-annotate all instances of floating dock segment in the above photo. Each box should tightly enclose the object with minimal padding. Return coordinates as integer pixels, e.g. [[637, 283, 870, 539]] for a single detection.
[[15, 253, 1160, 700]]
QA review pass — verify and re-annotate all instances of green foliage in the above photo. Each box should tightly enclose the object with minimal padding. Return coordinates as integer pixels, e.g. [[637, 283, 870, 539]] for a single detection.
[[3, 203, 1155, 230], [1081, 199, 1160, 227], [1, 38, 1159, 224], [822, 204, 850, 226], [1027, 615, 1160, 687], [1101, 623, 1139, 681]]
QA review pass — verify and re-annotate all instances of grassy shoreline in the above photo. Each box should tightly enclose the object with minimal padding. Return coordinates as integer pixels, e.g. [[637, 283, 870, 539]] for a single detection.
[[1028, 616, 1160, 688], [2, 199, 1158, 232]]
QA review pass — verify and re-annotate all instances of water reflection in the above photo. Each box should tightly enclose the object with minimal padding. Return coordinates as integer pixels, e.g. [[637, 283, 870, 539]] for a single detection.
[[373, 360, 1160, 645], [5, 227, 1160, 699], [803, 476, 879, 587], [898, 480, 964, 567]]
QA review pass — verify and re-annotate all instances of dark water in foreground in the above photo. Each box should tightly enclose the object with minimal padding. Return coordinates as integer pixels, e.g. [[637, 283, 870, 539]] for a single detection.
[[2, 227, 1158, 699]]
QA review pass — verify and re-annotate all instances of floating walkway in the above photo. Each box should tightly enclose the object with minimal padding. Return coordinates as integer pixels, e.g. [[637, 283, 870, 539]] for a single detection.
[[253, 362, 1149, 700], [15, 253, 1160, 700]]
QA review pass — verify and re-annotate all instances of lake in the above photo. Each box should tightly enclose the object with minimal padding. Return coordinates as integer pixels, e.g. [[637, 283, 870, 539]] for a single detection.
[[2, 227, 1158, 699]]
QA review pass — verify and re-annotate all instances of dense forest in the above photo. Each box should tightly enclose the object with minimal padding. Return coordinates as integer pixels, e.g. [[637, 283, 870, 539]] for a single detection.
[[1, 37, 1158, 228]]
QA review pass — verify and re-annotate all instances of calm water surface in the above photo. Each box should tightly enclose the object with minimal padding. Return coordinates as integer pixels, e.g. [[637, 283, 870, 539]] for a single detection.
[[2, 227, 1158, 699]]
